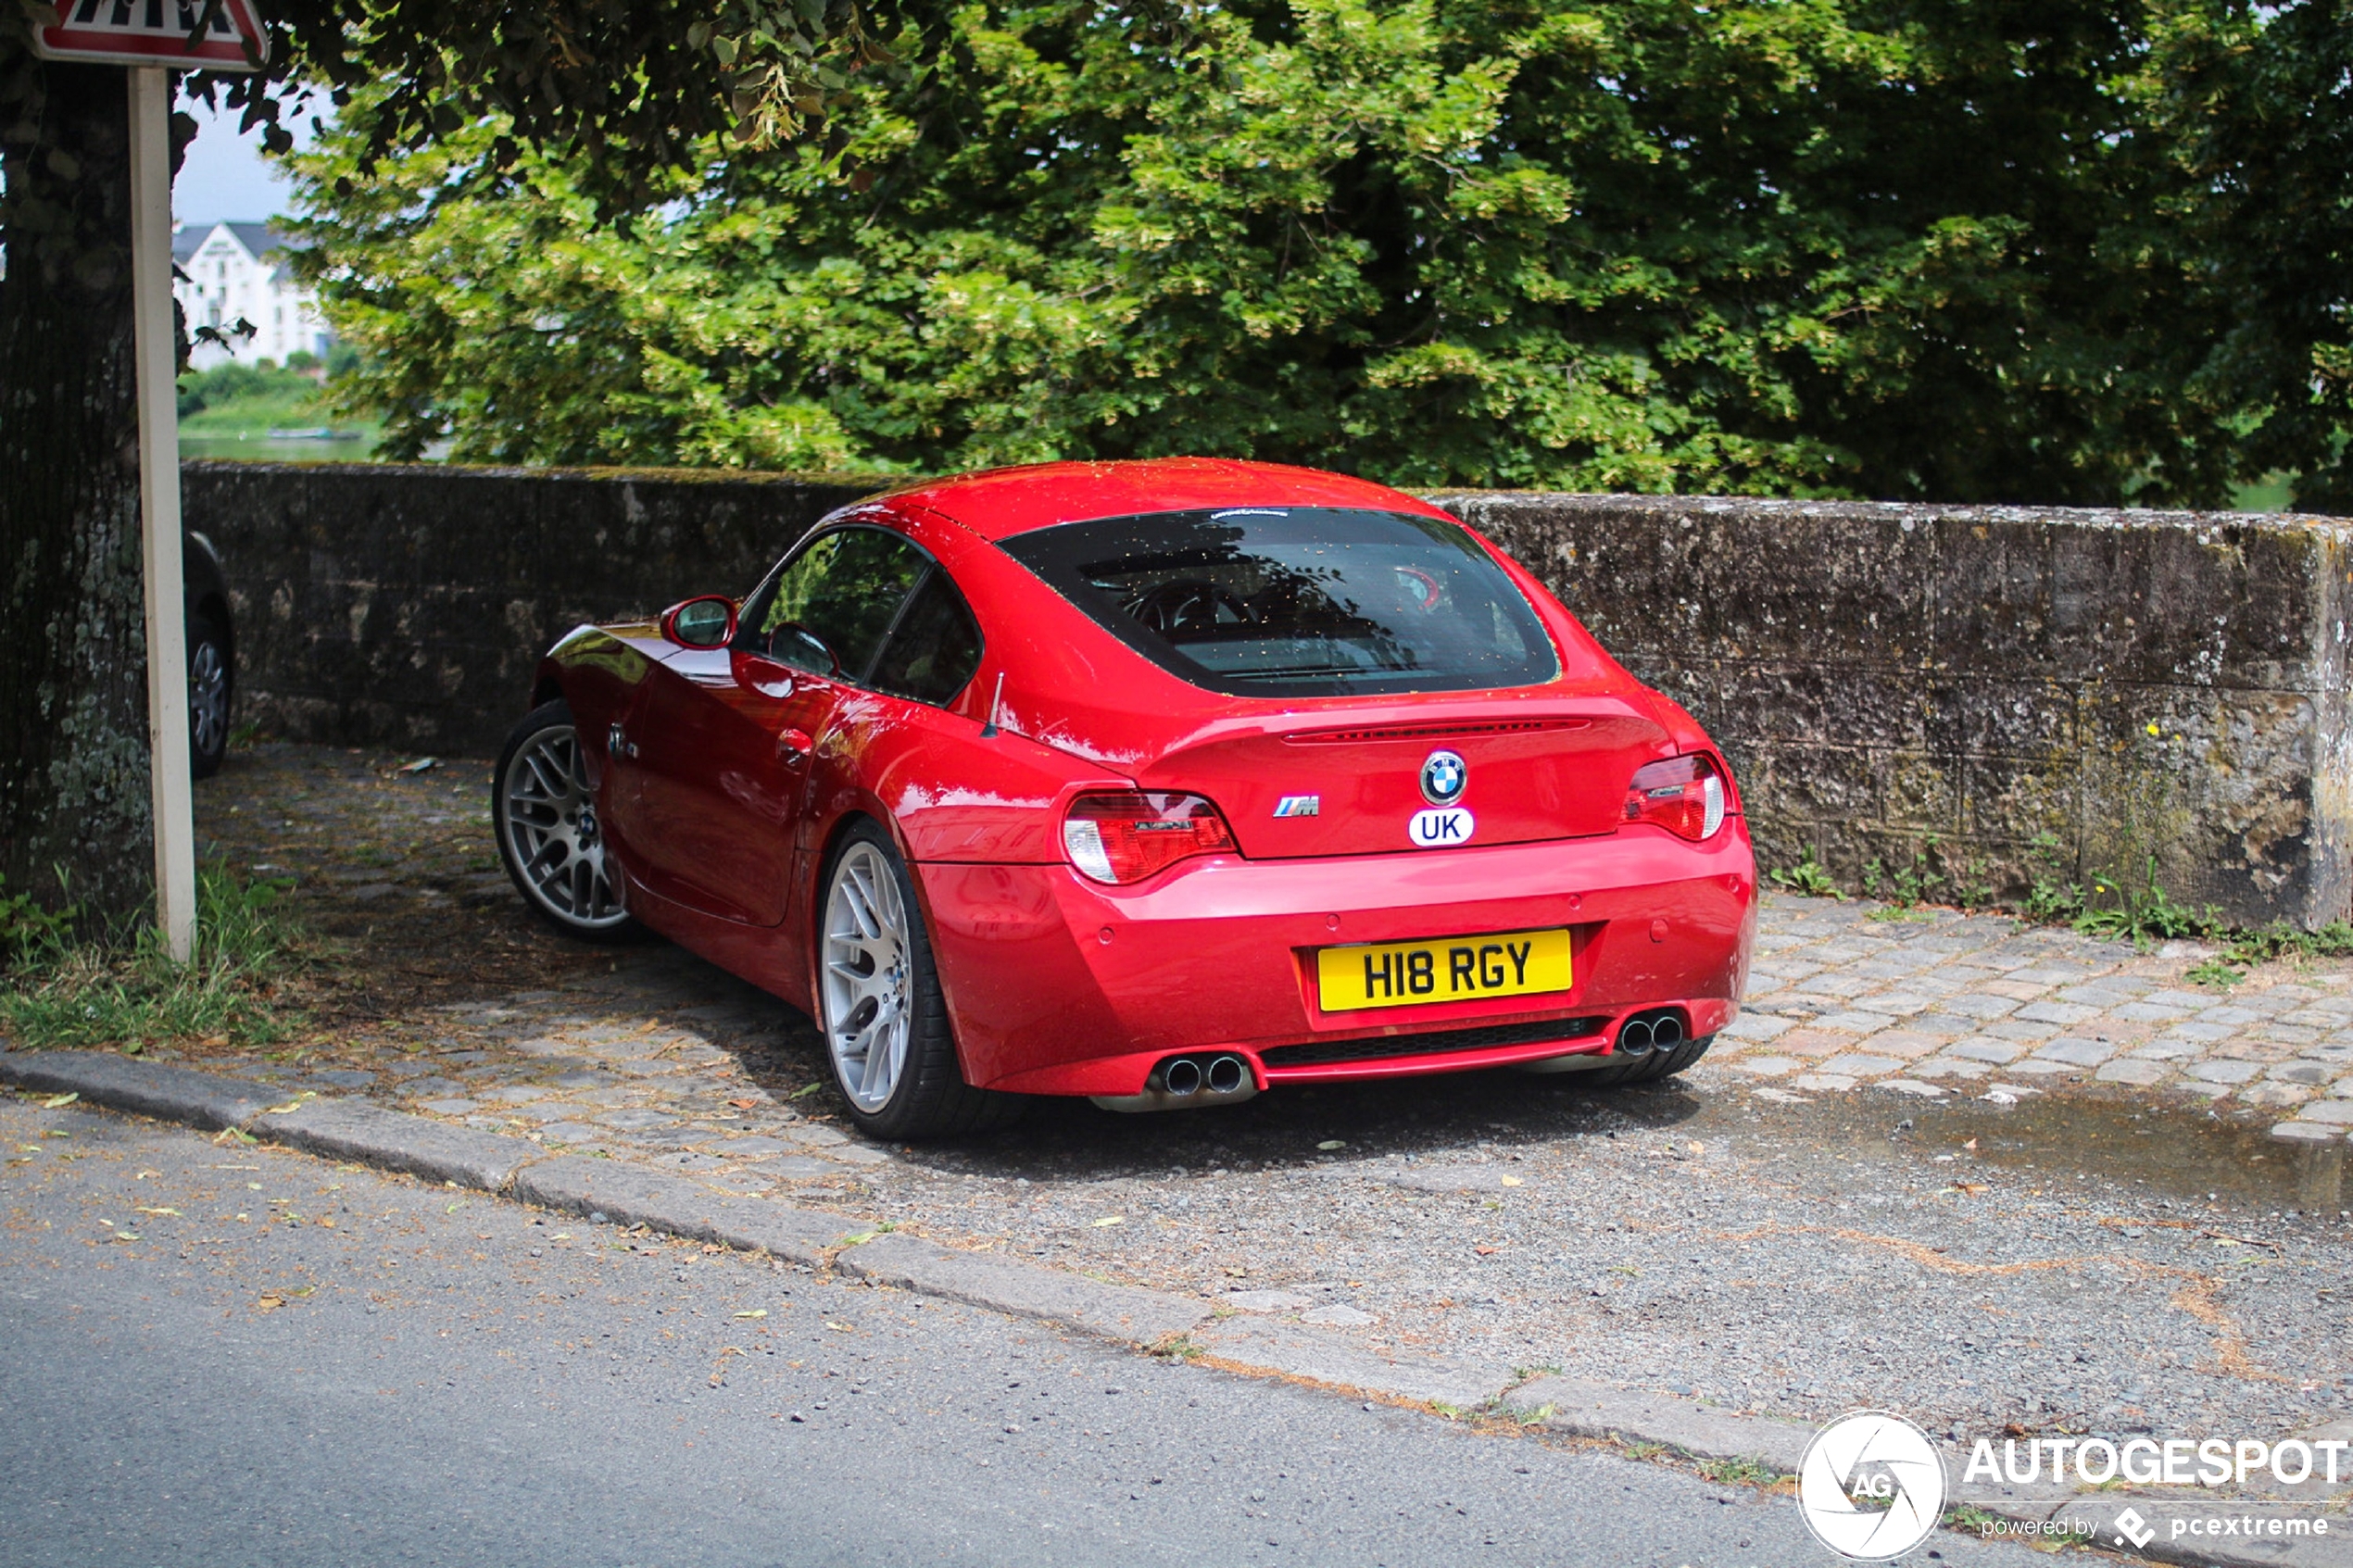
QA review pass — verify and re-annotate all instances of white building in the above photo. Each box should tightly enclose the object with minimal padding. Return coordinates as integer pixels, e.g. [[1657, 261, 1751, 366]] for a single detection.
[[174, 220, 333, 370]]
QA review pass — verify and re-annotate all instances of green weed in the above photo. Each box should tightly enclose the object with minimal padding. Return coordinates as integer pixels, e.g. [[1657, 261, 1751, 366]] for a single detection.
[[0, 865, 305, 1051], [1863, 835, 1945, 909], [1768, 853, 1843, 899], [1696, 1455, 1780, 1486], [0, 869, 79, 967]]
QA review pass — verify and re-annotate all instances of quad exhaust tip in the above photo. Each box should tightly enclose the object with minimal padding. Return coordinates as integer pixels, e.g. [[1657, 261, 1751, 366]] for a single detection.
[[1092, 1052, 1259, 1113]]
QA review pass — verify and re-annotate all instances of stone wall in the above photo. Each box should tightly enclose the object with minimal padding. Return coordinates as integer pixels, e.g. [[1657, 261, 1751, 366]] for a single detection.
[[184, 461, 2353, 927], [1447, 492, 2353, 930], [182, 459, 874, 756]]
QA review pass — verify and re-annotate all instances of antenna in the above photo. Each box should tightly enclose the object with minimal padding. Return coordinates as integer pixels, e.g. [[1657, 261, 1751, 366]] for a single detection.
[[980, 671, 1006, 738]]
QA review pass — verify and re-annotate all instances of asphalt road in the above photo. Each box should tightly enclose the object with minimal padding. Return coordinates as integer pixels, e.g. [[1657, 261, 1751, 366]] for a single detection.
[[0, 1098, 2050, 1568]]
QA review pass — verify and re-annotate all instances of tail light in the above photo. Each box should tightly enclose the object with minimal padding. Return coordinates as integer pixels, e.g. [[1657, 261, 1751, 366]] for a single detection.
[[1624, 754, 1727, 841], [1063, 791, 1237, 884]]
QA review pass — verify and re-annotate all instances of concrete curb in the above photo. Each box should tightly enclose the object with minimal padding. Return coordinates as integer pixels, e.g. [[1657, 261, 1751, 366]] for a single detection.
[[1193, 1319, 1505, 1411], [0, 1049, 271, 1130], [837, 1231, 1208, 1347], [511, 1154, 852, 1268], [1503, 1374, 1811, 1474], [259, 1097, 535, 1191]]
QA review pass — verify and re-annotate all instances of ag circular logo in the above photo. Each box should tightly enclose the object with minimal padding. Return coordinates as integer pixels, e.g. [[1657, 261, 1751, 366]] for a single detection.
[[1419, 749, 1467, 806], [1797, 1411, 1946, 1560]]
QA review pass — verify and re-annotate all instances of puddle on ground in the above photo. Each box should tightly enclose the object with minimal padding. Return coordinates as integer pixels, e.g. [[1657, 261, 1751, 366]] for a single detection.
[[1685, 1087, 2347, 1213]]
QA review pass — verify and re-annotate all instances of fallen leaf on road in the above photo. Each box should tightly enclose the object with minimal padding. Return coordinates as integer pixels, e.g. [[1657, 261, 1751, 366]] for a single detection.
[[789, 1083, 824, 1099], [824, 1321, 853, 1333], [134, 1206, 180, 1217], [1317, 1140, 1346, 1150], [733, 1310, 768, 1319], [1091, 1216, 1125, 1227], [256, 1296, 283, 1312], [112, 1232, 141, 1242], [1499, 1176, 1524, 1187], [262, 1101, 303, 1116], [727, 1098, 759, 1110], [1961, 1138, 1979, 1151], [396, 757, 438, 773], [40, 1093, 76, 1109]]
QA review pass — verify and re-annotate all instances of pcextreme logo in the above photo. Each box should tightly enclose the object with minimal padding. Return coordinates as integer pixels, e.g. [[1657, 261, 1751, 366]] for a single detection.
[[1797, 1411, 1947, 1560]]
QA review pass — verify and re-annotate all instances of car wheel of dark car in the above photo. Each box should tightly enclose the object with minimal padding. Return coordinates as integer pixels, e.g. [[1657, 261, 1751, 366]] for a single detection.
[[493, 699, 641, 941], [187, 610, 233, 780], [819, 819, 1024, 1140]]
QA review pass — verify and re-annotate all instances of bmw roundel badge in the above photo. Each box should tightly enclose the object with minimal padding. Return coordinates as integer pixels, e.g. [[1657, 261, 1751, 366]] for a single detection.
[[1419, 749, 1467, 806]]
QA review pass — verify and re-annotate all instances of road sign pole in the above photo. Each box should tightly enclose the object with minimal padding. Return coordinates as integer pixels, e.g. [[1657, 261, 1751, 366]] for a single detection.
[[127, 65, 196, 964]]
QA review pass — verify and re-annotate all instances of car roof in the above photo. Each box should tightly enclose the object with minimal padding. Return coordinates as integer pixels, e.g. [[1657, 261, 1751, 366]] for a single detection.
[[875, 458, 1449, 543]]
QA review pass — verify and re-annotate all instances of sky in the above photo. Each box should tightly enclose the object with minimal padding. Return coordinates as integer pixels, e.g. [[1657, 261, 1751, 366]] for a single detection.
[[173, 98, 305, 227]]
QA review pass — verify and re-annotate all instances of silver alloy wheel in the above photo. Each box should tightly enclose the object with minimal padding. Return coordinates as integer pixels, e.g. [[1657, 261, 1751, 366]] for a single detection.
[[498, 724, 629, 929], [822, 842, 913, 1112], [189, 634, 229, 758]]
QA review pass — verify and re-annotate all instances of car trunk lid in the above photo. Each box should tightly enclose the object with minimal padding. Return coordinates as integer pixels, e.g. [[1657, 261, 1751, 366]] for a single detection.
[[1129, 698, 1671, 859]]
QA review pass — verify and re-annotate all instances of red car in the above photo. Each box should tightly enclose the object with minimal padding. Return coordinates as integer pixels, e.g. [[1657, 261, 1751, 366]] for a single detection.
[[493, 460, 1756, 1138]]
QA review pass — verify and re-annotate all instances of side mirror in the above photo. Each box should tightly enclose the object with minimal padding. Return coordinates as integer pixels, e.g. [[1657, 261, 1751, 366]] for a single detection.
[[661, 595, 737, 649]]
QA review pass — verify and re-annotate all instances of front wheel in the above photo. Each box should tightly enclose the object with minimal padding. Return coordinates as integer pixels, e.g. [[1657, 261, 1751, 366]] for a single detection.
[[492, 698, 640, 940], [818, 821, 1023, 1140]]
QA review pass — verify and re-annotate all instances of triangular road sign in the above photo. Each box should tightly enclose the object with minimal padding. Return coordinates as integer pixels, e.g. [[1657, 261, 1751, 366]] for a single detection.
[[31, 0, 270, 71]]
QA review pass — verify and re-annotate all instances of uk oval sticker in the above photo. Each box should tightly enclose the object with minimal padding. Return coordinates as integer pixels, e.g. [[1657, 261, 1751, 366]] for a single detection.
[[1408, 807, 1474, 847]]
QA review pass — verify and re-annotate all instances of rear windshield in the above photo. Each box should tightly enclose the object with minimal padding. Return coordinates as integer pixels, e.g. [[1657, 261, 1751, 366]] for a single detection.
[[998, 508, 1561, 697]]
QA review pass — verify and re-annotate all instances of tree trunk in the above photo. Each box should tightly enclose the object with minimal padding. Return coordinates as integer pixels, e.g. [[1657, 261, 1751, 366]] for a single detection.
[[0, 63, 157, 922]]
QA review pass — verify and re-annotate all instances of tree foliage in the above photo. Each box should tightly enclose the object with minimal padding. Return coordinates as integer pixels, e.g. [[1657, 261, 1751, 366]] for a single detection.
[[0, 0, 928, 921], [284, 0, 2346, 506]]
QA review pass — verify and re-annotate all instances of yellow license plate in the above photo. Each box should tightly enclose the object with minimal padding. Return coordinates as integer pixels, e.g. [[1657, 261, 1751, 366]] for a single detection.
[[1315, 927, 1573, 1012]]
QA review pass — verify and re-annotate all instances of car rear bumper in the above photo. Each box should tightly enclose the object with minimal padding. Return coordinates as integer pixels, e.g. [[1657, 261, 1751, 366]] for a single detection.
[[916, 822, 1756, 1098]]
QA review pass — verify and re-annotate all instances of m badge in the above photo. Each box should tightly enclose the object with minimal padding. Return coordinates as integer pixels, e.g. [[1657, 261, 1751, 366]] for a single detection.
[[1273, 796, 1321, 818]]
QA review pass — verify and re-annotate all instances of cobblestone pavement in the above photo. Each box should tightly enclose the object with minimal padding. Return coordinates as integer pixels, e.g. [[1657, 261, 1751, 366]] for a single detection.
[[1717, 899, 2353, 1146], [85, 744, 2353, 1455]]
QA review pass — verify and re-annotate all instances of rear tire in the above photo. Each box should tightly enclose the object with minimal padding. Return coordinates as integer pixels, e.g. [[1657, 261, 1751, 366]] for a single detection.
[[818, 819, 1024, 1141], [492, 698, 642, 941]]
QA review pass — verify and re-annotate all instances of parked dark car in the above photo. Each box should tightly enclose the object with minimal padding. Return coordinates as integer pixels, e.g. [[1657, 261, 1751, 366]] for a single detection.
[[184, 530, 233, 779]]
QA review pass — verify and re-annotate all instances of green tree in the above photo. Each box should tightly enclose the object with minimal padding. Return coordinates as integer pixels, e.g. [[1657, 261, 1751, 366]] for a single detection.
[[290, 0, 2270, 501], [2139, 0, 2353, 512], [0, 0, 934, 919]]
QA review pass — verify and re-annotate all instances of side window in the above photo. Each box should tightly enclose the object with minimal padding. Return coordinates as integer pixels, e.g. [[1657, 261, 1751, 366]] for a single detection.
[[869, 570, 984, 706], [754, 527, 930, 678]]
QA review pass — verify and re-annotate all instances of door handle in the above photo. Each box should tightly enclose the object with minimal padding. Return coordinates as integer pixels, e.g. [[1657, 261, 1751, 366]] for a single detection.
[[776, 727, 814, 766]]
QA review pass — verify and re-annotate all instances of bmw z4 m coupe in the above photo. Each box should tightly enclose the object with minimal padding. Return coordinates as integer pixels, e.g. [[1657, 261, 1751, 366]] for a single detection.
[[494, 459, 1756, 1138]]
